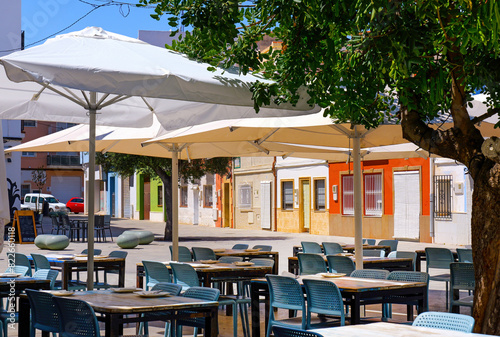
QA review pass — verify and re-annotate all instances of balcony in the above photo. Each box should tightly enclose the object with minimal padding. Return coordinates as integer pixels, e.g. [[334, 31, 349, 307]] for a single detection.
[[47, 154, 81, 167]]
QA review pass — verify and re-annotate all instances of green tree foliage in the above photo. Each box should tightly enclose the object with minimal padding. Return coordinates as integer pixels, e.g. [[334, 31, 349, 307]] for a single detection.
[[96, 153, 230, 239], [138, 0, 500, 333]]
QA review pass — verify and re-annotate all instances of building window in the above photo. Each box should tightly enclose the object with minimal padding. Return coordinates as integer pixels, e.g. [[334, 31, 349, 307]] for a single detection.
[[282, 180, 294, 210], [23, 120, 36, 127], [157, 185, 163, 207], [180, 186, 188, 207], [203, 185, 213, 207], [434, 175, 453, 220], [22, 152, 36, 157], [21, 184, 31, 199], [342, 175, 354, 215], [364, 173, 383, 216], [314, 179, 326, 211], [239, 184, 252, 209]]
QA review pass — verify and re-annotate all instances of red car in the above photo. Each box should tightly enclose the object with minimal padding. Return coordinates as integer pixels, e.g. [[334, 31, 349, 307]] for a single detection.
[[66, 197, 84, 213]]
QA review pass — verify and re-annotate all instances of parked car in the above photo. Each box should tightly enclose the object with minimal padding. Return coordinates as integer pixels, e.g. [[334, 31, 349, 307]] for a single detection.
[[22, 193, 67, 213], [66, 197, 84, 214]]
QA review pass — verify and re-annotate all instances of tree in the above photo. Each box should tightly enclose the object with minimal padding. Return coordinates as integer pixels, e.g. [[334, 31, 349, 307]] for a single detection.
[[138, 0, 500, 333], [96, 153, 230, 240], [31, 166, 46, 213]]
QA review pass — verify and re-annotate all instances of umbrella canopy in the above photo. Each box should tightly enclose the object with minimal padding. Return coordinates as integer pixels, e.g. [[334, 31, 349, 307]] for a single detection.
[[0, 27, 318, 288]]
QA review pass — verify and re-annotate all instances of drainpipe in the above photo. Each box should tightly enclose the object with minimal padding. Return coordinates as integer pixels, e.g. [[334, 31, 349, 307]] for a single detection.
[[272, 157, 277, 231], [429, 157, 435, 242]]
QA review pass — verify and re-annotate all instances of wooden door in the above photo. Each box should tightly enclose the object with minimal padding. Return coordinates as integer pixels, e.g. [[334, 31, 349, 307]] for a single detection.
[[299, 178, 311, 232]]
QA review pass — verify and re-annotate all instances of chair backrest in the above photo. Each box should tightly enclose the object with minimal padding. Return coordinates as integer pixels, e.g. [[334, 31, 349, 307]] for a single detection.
[[81, 248, 103, 256], [266, 275, 306, 312], [322, 242, 343, 255], [192, 247, 216, 261], [183, 286, 220, 301], [26, 289, 60, 333], [362, 238, 376, 245], [14, 253, 32, 276], [362, 249, 385, 257], [387, 251, 417, 270], [61, 214, 72, 227], [425, 247, 454, 271], [170, 245, 193, 262], [301, 241, 323, 254], [151, 282, 183, 296], [108, 250, 128, 259], [5, 265, 30, 276], [35, 213, 44, 225], [377, 240, 398, 255], [303, 279, 345, 325], [232, 244, 249, 249], [170, 262, 200, 288], [103, 214, 111, 225], [52, 296, 101, 337], [450, 262, 475, 291], [326, 255, 355, 275], [412, 311, 475, 333], [33, 269, 59, 289], [31, 253, 51, 271], [142, 260, 171, 289], [253, 245, 273, 251], [388, 271, 429, 284], [272, 326, 324, 337], [51, 215, 60, 227], [250, 258, 275, 267], [350, 269, 390, 279], [297, 253, 327, 275], [457, 248, 473, 263], [94, 215, 105, 228], [218, 256, 243, 263]]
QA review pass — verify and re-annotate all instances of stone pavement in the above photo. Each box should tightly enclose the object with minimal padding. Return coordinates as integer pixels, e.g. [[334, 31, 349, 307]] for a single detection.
[[1, 216, 470, 336]]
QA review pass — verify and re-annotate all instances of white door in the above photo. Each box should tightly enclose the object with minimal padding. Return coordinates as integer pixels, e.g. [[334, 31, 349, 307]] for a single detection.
[[193, 188, 199, 225], [393, 171, 420, 239], [51, 176, 82, 204], [260, 181, 271, 229]]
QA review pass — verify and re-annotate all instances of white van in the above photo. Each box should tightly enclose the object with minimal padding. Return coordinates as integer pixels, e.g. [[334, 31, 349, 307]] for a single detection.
[[22, 193, 67, 213]]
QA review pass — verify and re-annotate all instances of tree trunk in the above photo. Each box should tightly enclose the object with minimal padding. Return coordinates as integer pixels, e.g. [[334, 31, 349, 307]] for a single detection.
[[161, 175, 173, 241], [471, 162, 500, 335]]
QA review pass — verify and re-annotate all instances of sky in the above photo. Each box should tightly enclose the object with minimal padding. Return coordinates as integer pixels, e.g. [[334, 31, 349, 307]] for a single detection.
[[21, 0, 174, 47]]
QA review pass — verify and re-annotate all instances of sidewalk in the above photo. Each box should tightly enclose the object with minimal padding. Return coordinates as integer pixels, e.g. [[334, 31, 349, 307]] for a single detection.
[[1, 217, 467, 336]]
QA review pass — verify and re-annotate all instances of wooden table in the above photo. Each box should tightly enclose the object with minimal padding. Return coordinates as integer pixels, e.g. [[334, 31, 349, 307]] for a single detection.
[[250, 275, 427, 337], [311, 322, 488, 336], [288, 256, 413, 275], [31, 254, 126, 289], [136, 261, 273, 288], [18, 289, 219, 337], [292, 244, 392, 257], [215, 249, 279, 274], [415, 249, 459, 272]]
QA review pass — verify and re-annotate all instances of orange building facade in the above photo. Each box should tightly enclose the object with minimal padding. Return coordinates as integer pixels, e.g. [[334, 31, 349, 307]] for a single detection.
[[329, 157, 432, 243]]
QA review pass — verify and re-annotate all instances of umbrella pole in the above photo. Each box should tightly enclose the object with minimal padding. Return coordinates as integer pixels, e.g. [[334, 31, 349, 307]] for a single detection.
[[353, 127, 363, 269], [172, 146, 179, 261], [86, 92, 96, 289]]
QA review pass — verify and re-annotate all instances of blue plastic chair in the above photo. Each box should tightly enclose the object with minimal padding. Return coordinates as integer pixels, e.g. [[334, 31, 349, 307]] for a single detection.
[[322, 242, 343, 255], [175, 287, 221, 337], [387, 251, 417, 271], [303, 279, 345, 328], [383, 271, 429, 319], [218, 256, 243, 264], [297, 253, 327, 275], [425, 247, 454, 309], [450, 262, 475, 313], [272, 326, 323, 337], [192, 247, 216, 261], [142, 260, 171, 290], [232, 244, 249, 249], [33, 269, 60, 289], [326, 255, 355, 275], [362, 249, 385, 257], [4, 265, 30, 276], [457, 248, 473, 263], [170, 245, 193, 262], [170, 262, 200, 290], [26, 289, 59, 337], [31, 253, 52, 272], [52, 296, 101, 337], [265, 275, 307, 337], [413, 311, 475, 333], [13, 253, 32, 276], [350, 269, 390, 279], [362, 238, 376, 245], [252, 245, 273, 251], [377, 239, 398, 256], [97, 250, 128, 288], [300, 242, 322, 254]]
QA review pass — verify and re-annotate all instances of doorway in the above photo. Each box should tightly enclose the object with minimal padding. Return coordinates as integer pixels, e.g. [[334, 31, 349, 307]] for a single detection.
[[143, 177, 150, 220], [222, 182, 231, 228], [393, 171, 420, 239], [299, 178, 311, 232]]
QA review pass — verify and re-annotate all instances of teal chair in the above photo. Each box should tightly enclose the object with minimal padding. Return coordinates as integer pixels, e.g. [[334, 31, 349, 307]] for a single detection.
[[425, 247, 454, 309], [362, 238, 376, 245], [14, 253, 32, 276], [232, 244, 249, 249], [326, 255, 355, 275], [322, 242, 343, 255], [388, 251, 417, 270], [450, 262, 475, 313], [94, 250, 128, 289], [170, 262, 200, 290], [351, 269, 389, 279], [192, 247, 216, 261], [218, 256, 243, 264], [26, 289, 59, 337], [377, 239, 399, 256], [303, 279, 345, 328], [252, 245, 272, 251], [300, 241, 322, 254], [169, 245, 193, 262], [175, 287, 220, 337], [142, 260, 171, 290], [457, 248, 473, 263], [362, 249, 385, 257], [31, 253, 52, 272], [52, 296, 101, 337], [413, 311, 474, 333], [383, 271, 429, 319], [265, 275, 307, 337], [297, 253, 327, 275], [272, 326, 323, 337]]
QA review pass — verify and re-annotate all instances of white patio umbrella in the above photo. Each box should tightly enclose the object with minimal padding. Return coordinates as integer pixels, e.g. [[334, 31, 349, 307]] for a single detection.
[[0, 27, 318, 288], [147, 101, 500, 269], [0, 127, 9, 252]]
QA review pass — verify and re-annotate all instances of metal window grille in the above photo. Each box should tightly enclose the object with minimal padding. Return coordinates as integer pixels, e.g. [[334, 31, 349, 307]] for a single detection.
[[157, 185, 163, 206], [282, 181, 294, 210], [239, 184, 252, 209], [434, 175, 452, 220], [203, 185, 213, 207], [314, 179, 326, 211], [365, 173, 383, 216], [180, 186, 188, 207], [342, 175, 354, 215]]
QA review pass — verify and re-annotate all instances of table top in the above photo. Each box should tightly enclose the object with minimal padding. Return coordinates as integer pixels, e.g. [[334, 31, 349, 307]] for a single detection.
[[300, 274, 426, 292], [45, 289, 218, 314], [214, 249, 278, 256], [0, 277, 50, 285], [311, 322, 487, 336], [289, 255, 413, 264], [137, 261, 273, 273], [39, 254, 125, 263]]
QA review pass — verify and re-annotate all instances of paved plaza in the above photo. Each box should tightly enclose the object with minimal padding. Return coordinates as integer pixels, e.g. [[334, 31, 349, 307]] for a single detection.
[[1, 217, 469, 336]]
